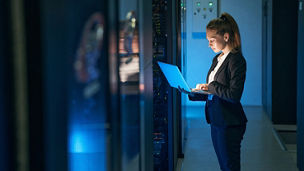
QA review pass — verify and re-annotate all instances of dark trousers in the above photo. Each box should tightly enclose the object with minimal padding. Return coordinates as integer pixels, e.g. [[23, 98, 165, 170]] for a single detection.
[[211, 124, 246, 171]]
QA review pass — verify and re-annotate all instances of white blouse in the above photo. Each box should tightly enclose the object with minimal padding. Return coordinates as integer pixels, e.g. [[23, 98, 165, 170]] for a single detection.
[[208, 51, 230, 84]]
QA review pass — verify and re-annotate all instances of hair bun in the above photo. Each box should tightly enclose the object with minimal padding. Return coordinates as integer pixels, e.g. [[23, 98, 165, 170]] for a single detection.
[[220, 15, 227, 21]]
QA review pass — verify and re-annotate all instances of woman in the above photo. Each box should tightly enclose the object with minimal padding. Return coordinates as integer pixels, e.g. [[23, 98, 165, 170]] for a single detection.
[[182, 12, 247, 171]]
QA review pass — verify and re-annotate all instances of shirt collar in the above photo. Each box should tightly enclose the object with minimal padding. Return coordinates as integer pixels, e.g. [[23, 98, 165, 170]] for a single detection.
[[217, 51, 230, 62]]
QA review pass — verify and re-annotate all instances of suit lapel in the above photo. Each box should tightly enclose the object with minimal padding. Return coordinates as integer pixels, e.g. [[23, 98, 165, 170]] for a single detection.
[[206, 58, 218, 83], [214, 52, 232, 81]]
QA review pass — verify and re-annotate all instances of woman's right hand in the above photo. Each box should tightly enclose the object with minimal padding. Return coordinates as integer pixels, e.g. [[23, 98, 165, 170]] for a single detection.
[[193, 83, 208, 91]]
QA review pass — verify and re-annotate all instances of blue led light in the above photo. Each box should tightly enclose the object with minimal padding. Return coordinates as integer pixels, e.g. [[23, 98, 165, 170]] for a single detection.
[[69, 131, 84, 153], [68, 124, 106, 153], [68, 124, 106, 171]]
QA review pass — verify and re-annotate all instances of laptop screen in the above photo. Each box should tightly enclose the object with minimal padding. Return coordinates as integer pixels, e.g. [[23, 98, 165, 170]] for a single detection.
[[157, 61, 191, 92]]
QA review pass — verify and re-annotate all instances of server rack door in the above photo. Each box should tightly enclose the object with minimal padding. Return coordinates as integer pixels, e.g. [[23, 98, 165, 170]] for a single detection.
[[271, 0, 297, 124], [59, 1, 111, 170], [23, 0, 116, 170], [66, 10, 108, 171], [118, 0, 141, 170]]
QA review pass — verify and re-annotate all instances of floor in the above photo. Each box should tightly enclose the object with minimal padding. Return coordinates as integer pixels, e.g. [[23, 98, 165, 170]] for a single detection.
[[180, 106, 298, 171]]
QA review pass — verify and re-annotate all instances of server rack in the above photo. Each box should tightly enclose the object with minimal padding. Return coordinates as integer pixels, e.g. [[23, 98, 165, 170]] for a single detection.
[[152, 0, 170, 169], [152, 0, 180, 170], [6, 0, 181, 170], [262, 0, 298, 124], [20, 0, 157, 170], [22, 0, 120, 170]]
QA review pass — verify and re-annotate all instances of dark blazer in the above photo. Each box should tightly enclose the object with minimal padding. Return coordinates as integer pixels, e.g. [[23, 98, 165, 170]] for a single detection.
[[189, 51, 247, 127]]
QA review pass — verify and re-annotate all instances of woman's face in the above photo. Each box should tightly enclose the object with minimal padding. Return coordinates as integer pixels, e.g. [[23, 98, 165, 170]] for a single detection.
[[206, 29, 227, 53]]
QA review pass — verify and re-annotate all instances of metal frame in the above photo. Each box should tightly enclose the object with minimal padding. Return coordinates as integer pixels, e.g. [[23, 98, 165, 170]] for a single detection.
[[138, 0, 154, 170], [176, 0, 184, 160], [167, 0, 181, 170], [107, 0, 121, 170], [297, 1, 304, 170], [0, 0, 15, 170], [23, 0, 45, 169]]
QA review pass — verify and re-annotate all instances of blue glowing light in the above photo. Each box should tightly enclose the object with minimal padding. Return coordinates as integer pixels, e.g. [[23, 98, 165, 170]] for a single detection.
[[69, 131, 85, 153], [68, 124, 106, 153], [68, 124, 106, 171]]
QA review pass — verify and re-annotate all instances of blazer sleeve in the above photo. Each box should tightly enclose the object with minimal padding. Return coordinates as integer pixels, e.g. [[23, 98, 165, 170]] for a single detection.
[[208, 54, 246, 103], [188, 92, 208, 101]]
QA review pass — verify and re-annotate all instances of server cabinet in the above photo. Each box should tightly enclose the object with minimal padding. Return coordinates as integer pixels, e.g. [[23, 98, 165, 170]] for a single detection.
[[152, 0, 180, 170], [23, 0, 119, 170], [262, 0, 298, 124], [65, 3, 110, 171], [152, 1, 170, 169], [18, 0, 181, 170]]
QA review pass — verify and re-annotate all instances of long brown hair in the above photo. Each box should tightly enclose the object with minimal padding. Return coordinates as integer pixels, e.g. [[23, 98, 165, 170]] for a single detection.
[[206, 12, 241, 53]]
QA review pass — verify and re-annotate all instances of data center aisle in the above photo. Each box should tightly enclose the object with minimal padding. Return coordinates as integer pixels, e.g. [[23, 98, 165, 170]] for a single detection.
[[180, 106, 298, 171]]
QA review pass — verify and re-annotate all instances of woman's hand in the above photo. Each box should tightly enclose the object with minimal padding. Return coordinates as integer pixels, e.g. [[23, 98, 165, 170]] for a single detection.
[[193, 83, 208, 91]]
